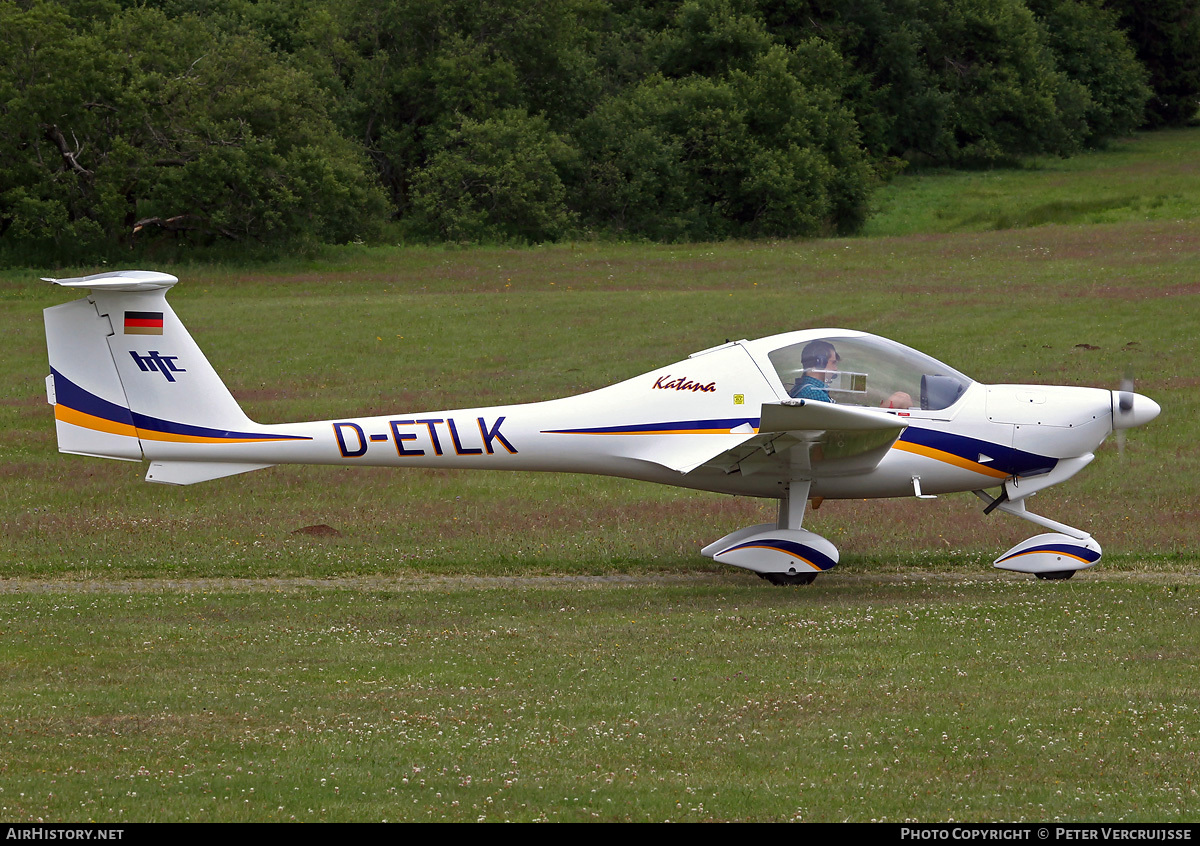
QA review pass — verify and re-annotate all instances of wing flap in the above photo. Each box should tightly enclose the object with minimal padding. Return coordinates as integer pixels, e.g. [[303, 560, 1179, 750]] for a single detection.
[[629, 432, 761, 475]]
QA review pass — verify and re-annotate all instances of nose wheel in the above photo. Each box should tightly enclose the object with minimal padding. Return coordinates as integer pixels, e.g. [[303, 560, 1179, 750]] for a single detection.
[[974, 492, 1102, 580], [758, 572, 819, 586], [1034, 570, 1076, 581]]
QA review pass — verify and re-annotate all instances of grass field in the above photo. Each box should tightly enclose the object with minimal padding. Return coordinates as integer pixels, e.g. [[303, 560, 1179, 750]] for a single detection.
[[0, 128, 1197, 822], [863, 128, 1200, 236], [1, 577, 1195, 822]]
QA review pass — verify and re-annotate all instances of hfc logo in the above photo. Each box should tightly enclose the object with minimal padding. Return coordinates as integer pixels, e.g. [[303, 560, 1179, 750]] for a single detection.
[[129, 350, 187, 382]]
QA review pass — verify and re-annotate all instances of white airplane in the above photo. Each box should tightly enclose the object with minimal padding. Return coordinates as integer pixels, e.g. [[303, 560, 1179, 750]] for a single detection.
[[43, 270, 1161, 585]]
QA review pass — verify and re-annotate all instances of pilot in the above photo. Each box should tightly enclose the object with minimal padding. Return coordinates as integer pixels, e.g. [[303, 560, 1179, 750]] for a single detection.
[[790, 340, 839, 402]]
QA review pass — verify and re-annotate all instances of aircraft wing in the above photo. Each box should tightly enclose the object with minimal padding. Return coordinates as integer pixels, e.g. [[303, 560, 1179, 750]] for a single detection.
[[758, 399, 907, 434], [676, 400, 908, 477]]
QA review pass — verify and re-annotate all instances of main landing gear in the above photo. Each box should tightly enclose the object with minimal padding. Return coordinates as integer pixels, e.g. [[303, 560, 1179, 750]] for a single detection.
[[701, 481, 836, 587]]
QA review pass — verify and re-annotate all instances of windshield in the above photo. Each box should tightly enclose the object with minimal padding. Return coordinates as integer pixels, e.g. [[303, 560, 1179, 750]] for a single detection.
[[767, 335, 973, 411]]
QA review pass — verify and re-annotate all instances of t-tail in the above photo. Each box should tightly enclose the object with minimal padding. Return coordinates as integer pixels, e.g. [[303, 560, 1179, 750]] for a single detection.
[[43, 270, 291, 485]]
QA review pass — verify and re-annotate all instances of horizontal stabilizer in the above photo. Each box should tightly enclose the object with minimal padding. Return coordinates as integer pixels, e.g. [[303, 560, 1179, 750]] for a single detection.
[[43, 270, 179, 292], [145, 461, 274, 485]]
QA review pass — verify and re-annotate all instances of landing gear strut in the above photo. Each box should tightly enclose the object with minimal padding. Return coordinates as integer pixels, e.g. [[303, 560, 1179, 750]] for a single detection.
[[974, 490, 1101, 580]]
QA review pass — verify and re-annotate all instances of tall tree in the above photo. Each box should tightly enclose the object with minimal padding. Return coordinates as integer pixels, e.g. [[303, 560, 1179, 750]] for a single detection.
[[336, 0, 600, 222], [0, 2, 389, 262], [1105, 0, 1200, 126], [1028, 0, 1150, 143], [575, 6, 873, 240], [761, 0, 1147, 162]]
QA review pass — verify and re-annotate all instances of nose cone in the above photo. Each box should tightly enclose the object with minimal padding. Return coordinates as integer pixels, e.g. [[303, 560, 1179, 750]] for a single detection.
[[1112, 391, 1161, 429]]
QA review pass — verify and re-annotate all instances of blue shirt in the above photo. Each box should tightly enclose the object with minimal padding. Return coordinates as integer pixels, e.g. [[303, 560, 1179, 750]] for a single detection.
[[790, 374, 833, 403]]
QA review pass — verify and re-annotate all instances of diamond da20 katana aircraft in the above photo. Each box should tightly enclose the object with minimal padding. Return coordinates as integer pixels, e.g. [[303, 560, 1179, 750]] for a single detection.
[[43, 270, 1160, 584]]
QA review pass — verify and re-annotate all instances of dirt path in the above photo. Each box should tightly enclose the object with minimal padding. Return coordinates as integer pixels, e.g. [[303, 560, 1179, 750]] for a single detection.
[[0, 570, 1192, 594], [0, 572, 734, 594]]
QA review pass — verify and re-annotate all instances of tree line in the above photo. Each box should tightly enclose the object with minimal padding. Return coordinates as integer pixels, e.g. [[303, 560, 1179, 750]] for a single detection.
[[1, 0, 1196, 263]]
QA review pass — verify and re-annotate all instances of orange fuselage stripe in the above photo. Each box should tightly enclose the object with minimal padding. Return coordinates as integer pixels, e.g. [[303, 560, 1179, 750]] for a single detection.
[[890, 440, 1009, 479], [56, 405, 298, 444]]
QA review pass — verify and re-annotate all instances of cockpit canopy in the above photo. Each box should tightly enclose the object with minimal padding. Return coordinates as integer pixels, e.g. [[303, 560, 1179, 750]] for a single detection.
[[766, 334, 973, 411]]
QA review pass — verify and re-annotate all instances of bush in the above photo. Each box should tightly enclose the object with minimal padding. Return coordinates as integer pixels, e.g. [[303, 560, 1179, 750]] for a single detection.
[[576, 41, 873, 240], [1030, 0, 1151, 143], [0, 3, 390, 263], [406, 110, 577, 243]]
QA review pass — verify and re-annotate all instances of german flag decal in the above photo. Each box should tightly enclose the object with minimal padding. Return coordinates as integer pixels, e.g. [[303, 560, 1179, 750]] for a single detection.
[[124, 311, 164, 335]]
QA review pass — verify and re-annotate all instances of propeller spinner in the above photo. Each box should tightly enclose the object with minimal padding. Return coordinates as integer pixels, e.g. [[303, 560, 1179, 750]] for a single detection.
[[1111, 377, 1160, 455]]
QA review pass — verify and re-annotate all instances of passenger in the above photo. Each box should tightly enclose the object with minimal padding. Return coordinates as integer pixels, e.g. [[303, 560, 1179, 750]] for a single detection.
[[790, 340, 839, 403], [883, 391, 914, 409]]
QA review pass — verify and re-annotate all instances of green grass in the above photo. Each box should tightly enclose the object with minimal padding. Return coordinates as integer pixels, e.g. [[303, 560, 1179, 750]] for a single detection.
[[864, 128, 1200, 237], [1, 127, 1198, 822], [1, 578, 1196, 822]]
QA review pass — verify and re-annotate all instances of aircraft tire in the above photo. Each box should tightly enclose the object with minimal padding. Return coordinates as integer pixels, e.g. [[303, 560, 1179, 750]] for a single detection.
[[759, 572, 818, 586], [1034, 570, 1075, 581]]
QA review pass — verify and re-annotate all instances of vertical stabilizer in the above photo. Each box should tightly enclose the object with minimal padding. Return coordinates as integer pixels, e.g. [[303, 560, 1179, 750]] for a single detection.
[[43, 271, 273, 482]]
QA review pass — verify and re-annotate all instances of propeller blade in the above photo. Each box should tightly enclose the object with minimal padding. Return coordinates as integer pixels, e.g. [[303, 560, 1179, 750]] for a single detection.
[[1110, 371, 1160, 459]]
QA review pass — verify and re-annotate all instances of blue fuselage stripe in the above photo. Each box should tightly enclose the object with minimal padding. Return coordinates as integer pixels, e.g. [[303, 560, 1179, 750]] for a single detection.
[[543, 418, 759, 435], [898, 426, 1056, 477], [724, 538, 838, 571], [52, 369, 310, 442], [998, 543, 1101, 564], [51, 369, 136, 428]]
